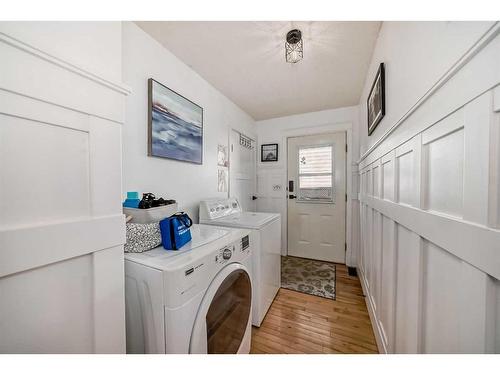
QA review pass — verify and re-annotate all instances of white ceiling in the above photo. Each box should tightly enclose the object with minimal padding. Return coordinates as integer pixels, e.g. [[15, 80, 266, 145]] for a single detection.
[[136, 21, 381, 121]]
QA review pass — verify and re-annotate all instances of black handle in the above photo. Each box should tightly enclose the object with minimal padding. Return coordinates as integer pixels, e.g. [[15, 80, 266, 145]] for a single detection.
[[172, 212, 193, 228], [288, 180, 294, 192], [252, 195, 258, 200], [289, 194, 297, 199]]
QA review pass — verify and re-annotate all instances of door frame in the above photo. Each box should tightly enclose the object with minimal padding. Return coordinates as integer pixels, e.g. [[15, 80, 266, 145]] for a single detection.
[[228, 128, 257, 209], [281, 122, 355, 266]]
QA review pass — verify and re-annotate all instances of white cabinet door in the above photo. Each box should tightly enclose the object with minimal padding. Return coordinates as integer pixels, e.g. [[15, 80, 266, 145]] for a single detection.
[[230, 130, 256, 212], [287, 132, 346, 263]]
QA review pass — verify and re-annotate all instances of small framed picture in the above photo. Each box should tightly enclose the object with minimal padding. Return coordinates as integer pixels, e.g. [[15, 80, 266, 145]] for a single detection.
[[261, 143, 278, 162], [367, 63, 385, 136], [217, 144, 228, 167]]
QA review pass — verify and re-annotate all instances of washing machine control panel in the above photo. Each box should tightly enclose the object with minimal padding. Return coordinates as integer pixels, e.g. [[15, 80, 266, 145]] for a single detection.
[[215, 245, 234, 264], [222, 248, 232, 260], [202, 198, 241, 220], [214, 234, 250, 264], [241, 235, 249, 252]]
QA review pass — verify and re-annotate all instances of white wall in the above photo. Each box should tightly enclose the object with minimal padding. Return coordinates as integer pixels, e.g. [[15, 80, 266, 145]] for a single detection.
[[357, 21, 500, 353], [121, 22, 256, 221], [0, 21, 123, 84], [255, 106, 360, 265], [0, 22, 128, 353], [359, 21, 495, 156]]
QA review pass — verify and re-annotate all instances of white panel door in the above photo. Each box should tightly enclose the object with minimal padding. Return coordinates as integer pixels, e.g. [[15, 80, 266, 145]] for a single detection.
[[230, 130, 256, 212], [287, 133, 346, 263]]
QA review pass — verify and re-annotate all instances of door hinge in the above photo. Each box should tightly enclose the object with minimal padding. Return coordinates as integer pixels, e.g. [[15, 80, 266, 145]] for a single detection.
[[345, 193, 347, 202], [345, 243, 347, 252], [345, 144, 348, 153]]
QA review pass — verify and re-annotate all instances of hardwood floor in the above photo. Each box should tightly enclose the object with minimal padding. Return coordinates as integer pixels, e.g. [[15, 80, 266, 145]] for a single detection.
[[250, 264, 379, 354]]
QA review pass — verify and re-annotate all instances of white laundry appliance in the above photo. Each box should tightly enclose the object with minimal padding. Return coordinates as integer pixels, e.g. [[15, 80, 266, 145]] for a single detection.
[[124, 224, 253, 354], [199, 198, 281, 327]]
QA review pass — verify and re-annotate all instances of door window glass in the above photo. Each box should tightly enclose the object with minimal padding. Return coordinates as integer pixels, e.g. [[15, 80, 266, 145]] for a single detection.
[[206, 269, 251, 354], [298, 145, 334, 202]]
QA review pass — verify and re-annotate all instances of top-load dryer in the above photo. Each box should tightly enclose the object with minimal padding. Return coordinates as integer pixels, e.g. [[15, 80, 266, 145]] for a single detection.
[[199, 198, 281, 327]]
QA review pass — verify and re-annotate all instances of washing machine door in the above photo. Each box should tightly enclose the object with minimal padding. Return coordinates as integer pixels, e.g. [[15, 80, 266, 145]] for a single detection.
[[189, 263, 252, 354]]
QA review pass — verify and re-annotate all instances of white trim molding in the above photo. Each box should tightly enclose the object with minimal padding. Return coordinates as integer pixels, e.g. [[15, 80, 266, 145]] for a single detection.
[[0, 30, 131, 125], [0, 32, 131, 96]]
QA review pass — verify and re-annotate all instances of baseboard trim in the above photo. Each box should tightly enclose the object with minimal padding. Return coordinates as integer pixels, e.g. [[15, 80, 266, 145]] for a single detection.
[[358, 267, 387, 354]]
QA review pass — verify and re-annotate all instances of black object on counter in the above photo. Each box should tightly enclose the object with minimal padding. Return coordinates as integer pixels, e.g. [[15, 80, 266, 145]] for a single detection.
[[138, 193, 176, 209]]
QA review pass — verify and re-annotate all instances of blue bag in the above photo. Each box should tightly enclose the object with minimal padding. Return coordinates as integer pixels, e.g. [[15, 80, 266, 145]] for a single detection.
[[159, 212, 193, 250]]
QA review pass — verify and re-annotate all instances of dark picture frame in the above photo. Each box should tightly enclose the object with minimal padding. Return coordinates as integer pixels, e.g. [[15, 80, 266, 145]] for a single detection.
[[148, 78, 203, 164], [367, 63, 385, 136], [261, 143, 279, 162]]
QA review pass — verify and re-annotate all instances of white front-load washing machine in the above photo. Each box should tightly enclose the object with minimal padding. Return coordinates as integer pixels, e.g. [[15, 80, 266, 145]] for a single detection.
[[199, 198, 281, 327], [124, 224, 253, 354]]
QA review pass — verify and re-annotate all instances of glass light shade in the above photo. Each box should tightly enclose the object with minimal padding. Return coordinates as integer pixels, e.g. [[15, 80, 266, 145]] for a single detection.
[[285, 29, 303, 63], [286, 39, 303, 63]]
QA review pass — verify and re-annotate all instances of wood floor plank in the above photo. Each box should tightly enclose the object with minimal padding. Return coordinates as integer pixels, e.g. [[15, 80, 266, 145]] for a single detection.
[[250, 264, 378, 354]]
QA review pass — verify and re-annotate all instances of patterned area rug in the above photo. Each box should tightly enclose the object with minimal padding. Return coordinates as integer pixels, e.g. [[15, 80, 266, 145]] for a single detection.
[[281, 256, 336, 300]]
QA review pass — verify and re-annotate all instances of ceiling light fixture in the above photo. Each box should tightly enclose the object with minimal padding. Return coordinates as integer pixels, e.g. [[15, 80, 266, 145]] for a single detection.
[[285, 29, 303, 63]]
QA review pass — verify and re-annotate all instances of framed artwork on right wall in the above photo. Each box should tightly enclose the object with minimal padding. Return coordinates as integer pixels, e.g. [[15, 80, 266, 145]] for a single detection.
[[367, 62, 385, 136]]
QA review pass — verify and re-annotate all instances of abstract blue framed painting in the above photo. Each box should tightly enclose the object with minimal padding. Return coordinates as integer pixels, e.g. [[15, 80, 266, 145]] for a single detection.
[[148, 78, 203, 164]]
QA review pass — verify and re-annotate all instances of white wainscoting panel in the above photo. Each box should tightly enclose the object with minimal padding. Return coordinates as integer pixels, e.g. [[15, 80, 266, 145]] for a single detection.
[[0, 254, 95, 353], [373, 165, 380, 198], [358, 199, 366, 276], [0, 23, 128, 353], [370, 211, 382, 315], [422, 113, 464, 218], [382, 155, 394, 201], [463, 92, 492, 225], [379, 215, 396, 352], [421, 240, 492, 353], [396, 148, 413, 206], [0, 114, 90, 228], [394, 224, 422, 353], [364, 206, 372, 292], [358, 29, 500, 353]]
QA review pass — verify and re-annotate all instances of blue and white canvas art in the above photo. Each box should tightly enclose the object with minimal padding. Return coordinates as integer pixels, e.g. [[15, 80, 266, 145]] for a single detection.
[[148, 79, 203, 164]]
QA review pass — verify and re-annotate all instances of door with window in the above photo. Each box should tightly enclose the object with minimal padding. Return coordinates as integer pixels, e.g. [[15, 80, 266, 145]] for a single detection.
[[229, 130, 256, 211], [287, 133, 346, 263]]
